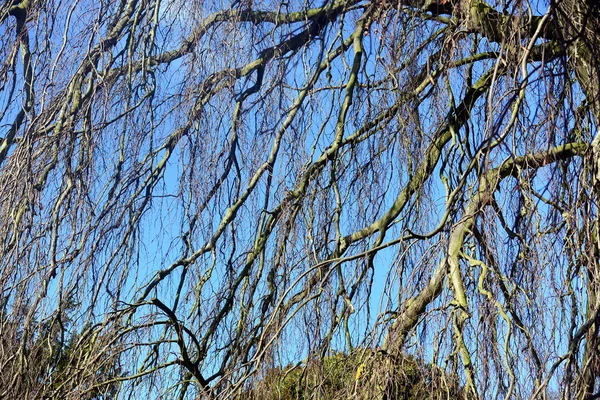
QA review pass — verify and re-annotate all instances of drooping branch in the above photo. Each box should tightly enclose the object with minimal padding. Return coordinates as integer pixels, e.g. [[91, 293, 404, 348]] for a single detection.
[[385, 141, 589, 352]]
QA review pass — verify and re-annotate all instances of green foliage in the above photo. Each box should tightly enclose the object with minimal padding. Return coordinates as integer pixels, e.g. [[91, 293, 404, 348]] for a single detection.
[[0, 297, 122, 399], [247, 350, 463, 400], [41, 329, 124, 399]]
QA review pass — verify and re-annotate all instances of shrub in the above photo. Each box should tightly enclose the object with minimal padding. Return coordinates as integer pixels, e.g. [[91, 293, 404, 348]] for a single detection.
[[246, 350, 463, 400]]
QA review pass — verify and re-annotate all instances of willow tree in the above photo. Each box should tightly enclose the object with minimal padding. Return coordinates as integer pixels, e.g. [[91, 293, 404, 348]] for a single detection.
[[0, 0, 598, 398]]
